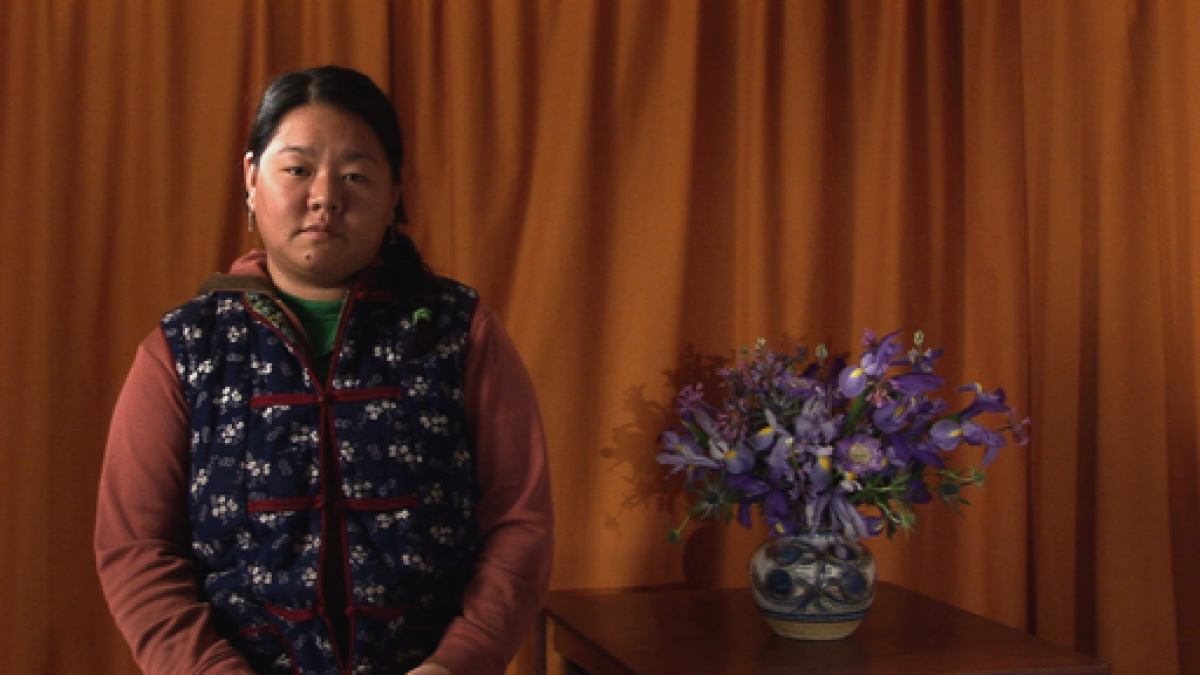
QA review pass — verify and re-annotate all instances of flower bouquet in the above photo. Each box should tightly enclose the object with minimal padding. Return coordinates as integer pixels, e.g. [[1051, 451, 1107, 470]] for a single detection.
[[657, 330, 1030, 542]]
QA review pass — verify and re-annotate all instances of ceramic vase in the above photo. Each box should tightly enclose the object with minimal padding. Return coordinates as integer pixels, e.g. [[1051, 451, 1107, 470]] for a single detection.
[[749, 530, 877, 640]]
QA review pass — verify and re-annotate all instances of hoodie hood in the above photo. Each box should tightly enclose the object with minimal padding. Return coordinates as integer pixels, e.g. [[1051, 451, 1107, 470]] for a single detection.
[[195, 249, 274, 295], [197, 249, 387, 297], [229, 249, 271, 278]]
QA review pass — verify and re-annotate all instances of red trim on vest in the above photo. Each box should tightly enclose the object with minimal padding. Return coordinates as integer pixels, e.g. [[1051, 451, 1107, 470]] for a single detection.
[[248, 494, 417, 513], [266, 603, 320, 622], [240, 622, 303, 675], [242, 292, 321, 385], [250, 387, 406, 409]]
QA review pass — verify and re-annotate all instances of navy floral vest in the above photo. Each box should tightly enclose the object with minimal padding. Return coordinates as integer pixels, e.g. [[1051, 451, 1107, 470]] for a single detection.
[[161, 272, 481, 674]]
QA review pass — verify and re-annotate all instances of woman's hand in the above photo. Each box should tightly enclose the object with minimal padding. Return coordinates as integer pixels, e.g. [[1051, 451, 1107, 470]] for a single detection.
[[407, 664, 451, 675]]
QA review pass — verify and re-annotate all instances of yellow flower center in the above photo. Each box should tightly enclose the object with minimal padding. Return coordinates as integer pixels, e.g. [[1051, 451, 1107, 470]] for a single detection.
[[848, 442, 874, 465]]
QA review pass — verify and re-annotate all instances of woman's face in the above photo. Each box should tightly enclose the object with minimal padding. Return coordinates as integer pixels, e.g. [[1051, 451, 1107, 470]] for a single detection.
[[245, 104, 400, 300]]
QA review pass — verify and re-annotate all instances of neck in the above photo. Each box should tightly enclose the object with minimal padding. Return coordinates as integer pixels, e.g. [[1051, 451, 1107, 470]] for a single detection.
[[267, 259, 354, 302], [277, 284, 349, 303]]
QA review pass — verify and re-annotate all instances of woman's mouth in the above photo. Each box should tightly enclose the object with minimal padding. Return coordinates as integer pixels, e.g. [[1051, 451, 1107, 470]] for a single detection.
[[298, 223, 342, 240]]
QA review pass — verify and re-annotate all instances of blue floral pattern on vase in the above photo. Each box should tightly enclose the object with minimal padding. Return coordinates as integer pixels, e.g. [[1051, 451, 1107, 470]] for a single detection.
[[749, 531, 876, 640]]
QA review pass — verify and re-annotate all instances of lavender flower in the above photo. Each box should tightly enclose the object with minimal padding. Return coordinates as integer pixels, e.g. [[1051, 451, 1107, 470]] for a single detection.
[[660, 330, 1028, 541], [836, 434, 886, 475], [676, 383, 706, 418]]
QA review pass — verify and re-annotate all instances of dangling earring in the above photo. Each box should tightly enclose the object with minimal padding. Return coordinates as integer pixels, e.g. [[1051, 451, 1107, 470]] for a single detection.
[[246, 190, 256, 232]]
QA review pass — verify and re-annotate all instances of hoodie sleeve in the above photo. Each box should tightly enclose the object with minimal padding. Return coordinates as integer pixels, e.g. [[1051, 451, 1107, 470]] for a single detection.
[[425, 303, 555, 675], [94, 329, 256, 675]]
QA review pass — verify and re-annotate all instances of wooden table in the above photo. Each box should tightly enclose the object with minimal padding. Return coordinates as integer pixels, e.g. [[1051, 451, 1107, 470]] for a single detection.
[[538, 583, 1110, 674]]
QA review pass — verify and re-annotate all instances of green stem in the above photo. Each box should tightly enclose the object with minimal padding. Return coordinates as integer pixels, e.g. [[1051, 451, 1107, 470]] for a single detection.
[[841, 391, 869, 436], [668, 511, 694, 542]]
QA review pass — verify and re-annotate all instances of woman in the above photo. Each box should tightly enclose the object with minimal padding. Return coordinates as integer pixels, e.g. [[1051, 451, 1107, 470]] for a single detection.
[[95, 66, 553, 675]]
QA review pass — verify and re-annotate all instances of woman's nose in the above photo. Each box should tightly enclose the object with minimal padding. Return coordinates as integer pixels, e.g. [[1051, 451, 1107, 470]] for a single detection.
[[309, 172, 343, 213]]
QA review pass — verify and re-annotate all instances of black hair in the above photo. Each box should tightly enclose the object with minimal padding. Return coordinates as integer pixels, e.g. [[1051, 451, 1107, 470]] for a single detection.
[[247, 66, 441, 332]]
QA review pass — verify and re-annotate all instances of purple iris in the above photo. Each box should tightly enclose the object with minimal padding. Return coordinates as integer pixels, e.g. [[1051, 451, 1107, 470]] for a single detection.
[[793, 397, 838, 444], [958, 384, 1011, 418], [690, 405, 722, 439], [807, 452, 834, 493], [764, 489, 798, 536], [838, 363, 870, 399], [751, 423, 784, 454], [931, 417, 1007, 465], [930, 418, 966, 451], [890, 372, 944, 396], [727, 473, 770, 528], [766, 439, 799, 487], [689, 406, 748, 469], [753, 411, 802, 485], [810, 490, 870, 539], [722, 440, 756, 474], [872, 397, 913, 434], [891, 435, 944, 468], [872, 331, 905, 369], [656, 429, 718, 476], [839, 331, 905, 399], [831, 494, 871, 539], [974, 425, 1007, 465]]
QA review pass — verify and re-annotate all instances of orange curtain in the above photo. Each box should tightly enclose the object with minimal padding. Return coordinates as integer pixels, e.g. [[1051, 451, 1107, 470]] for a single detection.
[[1, 1, 1196, 673]]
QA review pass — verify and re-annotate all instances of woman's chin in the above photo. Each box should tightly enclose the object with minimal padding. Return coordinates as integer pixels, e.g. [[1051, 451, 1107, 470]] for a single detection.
[[267, 244, 374, 296], [295, 245, 354, 269], [285, 256, 355, 290]]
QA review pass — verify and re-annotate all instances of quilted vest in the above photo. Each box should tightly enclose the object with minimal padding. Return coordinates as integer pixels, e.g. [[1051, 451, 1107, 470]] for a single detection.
[[162, 272, 481, 675]]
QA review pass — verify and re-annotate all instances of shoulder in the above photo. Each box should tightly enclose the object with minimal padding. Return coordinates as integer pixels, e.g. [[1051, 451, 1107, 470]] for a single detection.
[[161, 272, 273, 324], [428, 276, 481, 328], [159, 284, 261, 364], [160, 291, 244, 336], [433, 276, 479, 303], [161, 273, 271, 322]]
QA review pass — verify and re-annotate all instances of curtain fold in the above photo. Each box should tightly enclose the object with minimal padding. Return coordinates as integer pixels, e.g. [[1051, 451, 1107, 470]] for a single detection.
[[0, 1, 1195, 673]]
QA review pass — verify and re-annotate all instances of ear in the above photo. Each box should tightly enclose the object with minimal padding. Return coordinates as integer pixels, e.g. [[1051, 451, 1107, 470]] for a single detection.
[[244, 152, 258, 203]]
